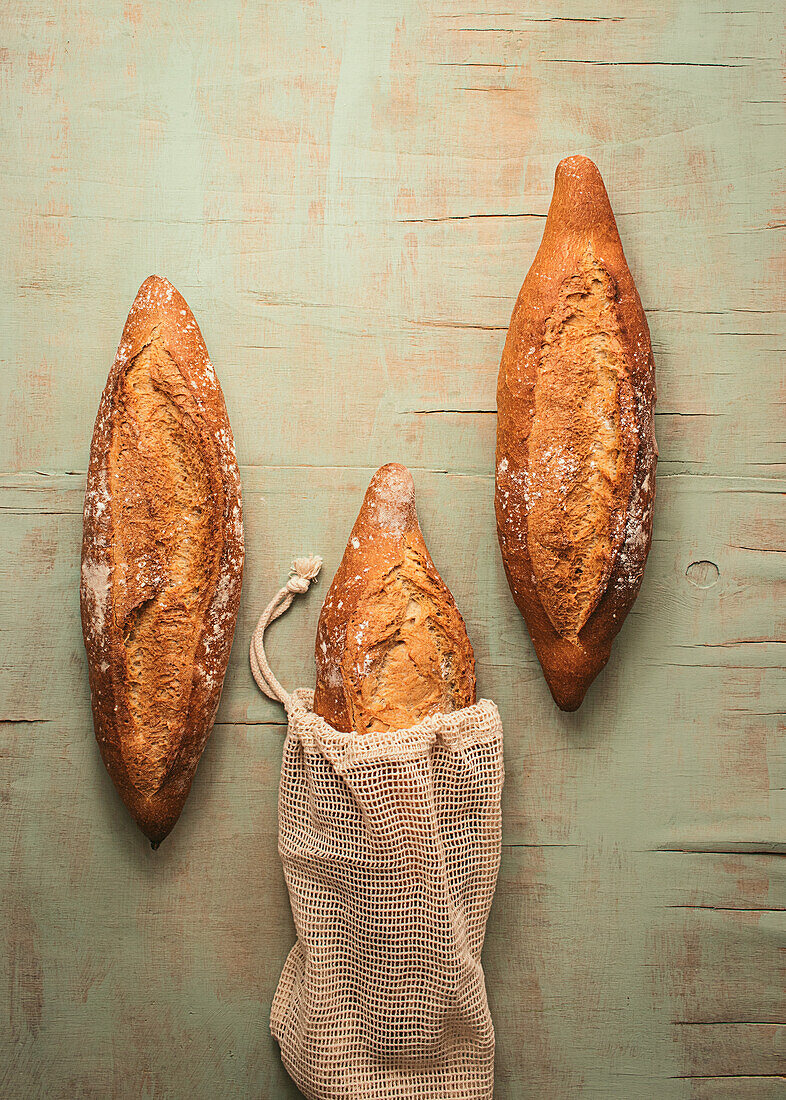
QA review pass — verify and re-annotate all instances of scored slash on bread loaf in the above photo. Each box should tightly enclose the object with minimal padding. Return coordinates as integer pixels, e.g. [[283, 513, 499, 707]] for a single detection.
[[80, 276, 244, 845], [496, 156, 657, 711], [313, 464, 476, 734]]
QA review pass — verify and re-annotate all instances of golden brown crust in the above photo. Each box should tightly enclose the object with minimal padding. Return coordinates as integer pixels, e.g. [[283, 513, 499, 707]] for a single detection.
[[80, 276, 244, 844], [314, 464, 476, 734], [496, 157, 657, 710]]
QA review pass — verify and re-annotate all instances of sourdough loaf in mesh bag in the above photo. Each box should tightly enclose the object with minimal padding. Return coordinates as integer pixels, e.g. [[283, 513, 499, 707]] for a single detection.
[[250, 557, 503, 1100]]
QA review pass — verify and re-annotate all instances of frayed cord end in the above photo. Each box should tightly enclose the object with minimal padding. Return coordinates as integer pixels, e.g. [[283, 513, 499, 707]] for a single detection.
[[287, 555, 323, 594]]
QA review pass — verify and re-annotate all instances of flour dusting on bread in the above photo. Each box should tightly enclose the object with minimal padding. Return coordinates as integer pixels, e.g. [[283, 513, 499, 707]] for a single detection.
[[527, 246, 638, 641], [314, 464, 475, 734], [495, 156, 656, 710], [80, 276, 244, 844]]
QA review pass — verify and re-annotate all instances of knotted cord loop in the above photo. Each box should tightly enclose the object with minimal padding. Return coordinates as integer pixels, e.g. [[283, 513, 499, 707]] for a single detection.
[[250, 555, 322, 708]]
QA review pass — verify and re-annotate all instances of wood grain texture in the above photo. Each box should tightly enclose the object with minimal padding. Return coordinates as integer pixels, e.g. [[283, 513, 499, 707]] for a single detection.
[[1, 1, 783, 1097]]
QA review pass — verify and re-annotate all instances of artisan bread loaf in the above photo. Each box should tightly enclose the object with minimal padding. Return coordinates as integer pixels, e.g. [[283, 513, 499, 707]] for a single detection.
[[496, 156, 656, 711], [80, 276, 244, 845], [314, 464, 476, 734]]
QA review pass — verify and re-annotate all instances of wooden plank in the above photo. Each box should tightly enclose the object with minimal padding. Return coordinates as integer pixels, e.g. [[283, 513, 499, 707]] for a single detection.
[[1, 0, 783, 1096]]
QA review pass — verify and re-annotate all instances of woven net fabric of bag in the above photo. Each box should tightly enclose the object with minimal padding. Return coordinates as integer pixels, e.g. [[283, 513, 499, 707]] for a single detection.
[[250, 560, 504, 1100]]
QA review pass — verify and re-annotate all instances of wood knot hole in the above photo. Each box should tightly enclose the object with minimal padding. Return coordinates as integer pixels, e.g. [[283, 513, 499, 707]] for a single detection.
[[686, 560, 720, 588]]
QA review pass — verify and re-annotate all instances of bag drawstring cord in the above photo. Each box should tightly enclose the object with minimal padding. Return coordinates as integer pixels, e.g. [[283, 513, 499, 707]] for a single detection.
[[249, 555, 322, 708]]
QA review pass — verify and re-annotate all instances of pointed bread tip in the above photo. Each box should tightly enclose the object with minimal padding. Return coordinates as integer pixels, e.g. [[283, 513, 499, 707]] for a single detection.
[[134, 274, 178, 302], [550, 679, 589, 713], [360, 464, 417, 535], [548, 155, 614, 233], [540, 644, 605, 712], [138, 273, 165, 292], [555, 154, 603, 184], [371, 462, 414, 497]]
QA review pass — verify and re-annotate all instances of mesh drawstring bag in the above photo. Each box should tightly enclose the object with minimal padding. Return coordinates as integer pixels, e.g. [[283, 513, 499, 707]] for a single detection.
[[250, 557, 504, 1100]]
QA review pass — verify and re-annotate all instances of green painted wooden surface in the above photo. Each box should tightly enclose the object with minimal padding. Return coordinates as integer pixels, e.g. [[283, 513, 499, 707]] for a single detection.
[[1, 1, 784, 1096]]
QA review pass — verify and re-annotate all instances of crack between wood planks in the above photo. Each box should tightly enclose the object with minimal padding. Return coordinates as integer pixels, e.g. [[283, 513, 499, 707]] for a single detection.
[[648, 308, 783, 315], [429, 61, 530, 68], [650, 846, 785, 856], [726, 709, 784, 715], [406, 318, 508, 330], [543, 59, 748, 68], [436, 13, 626, 22], [672, 640, 784, 648], [451, 17, 626, 28], [235, 462, 488, 479], [611, 1072, 786, 1080], [669, 1075, 786, 1081], [1, 718, 51, 724], [672, 1020, 786, 1026], [663, 904, 786, 911], [653, 471, 783, 479], [400, 212, 544, 223], [655, 663, 783, 669]]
